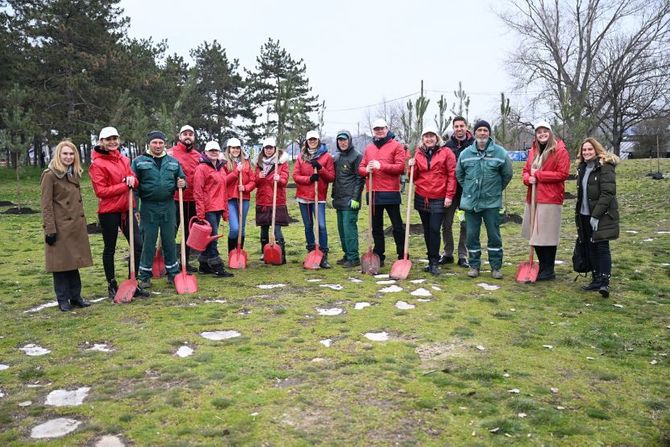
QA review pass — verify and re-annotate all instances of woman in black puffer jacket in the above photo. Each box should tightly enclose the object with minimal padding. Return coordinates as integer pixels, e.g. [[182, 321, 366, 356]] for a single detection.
[[575, 137, 620, 297]]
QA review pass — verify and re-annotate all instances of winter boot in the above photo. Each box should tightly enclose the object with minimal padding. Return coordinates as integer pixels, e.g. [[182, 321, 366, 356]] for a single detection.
[[58, 300, 73, 312], [107, 279, 118, 300], [260, 236, 269, 262], [209, 258, 234, 278], [319, 249, 331, 269], [198, 261, 212, 274], [277, 239, 287, 265], [69, 296, 91, 308], [598, 274, 610, 298], [228, 238, 237, 254], [582, 271, 601, 291]]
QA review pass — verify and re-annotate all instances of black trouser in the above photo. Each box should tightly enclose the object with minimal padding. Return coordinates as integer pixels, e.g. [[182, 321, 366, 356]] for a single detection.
[[418, 209, 444, 265], [371, 204, 404, 262], [176, 200, 197, 260], [53, 270, 81, 304], [580, 214, 611, 275], [99, 212, 142, 283], [534, 245, 557, 272]]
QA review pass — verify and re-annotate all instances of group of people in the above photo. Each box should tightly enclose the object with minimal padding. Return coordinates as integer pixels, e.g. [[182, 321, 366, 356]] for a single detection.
[[40, 118, 619, 311]]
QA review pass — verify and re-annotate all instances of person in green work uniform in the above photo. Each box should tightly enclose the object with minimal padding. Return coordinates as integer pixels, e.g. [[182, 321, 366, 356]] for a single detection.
[[132, 130, 186, 288], [455, 120, 513, 280]]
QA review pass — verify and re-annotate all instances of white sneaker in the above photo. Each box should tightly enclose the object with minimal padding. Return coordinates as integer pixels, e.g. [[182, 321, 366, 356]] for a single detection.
[[467, 267, 480, 278]]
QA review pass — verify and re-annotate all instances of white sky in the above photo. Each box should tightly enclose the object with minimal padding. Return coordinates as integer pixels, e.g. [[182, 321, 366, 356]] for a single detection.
[[121, 0, 535, 137]]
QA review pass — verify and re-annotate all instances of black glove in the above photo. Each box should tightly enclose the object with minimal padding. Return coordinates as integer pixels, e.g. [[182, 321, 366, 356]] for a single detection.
[[309, 159, 322, 170], [45, 233, 57, 245], [310, 173, 319, 183]]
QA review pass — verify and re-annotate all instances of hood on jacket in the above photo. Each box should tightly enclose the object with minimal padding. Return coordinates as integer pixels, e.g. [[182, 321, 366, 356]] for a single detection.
[[601, 152, 620, 166], [335, 130, 354, 152]]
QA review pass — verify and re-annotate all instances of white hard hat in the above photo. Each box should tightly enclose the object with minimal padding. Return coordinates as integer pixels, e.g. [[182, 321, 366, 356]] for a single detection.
[[261, 137, 276, 147], [99, 127, 119, 139], [226, 137, 242, 148], [305, 130, 320, 140], [179, 125, 195, 134], [204, 141, 221, 151], [372, 118, 388, 129]]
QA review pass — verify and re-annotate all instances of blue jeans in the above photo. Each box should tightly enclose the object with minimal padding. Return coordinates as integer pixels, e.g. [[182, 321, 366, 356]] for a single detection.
[[202, 211, 222, 260], [299, 202, 328, 251], [228, 199, 250, 239]]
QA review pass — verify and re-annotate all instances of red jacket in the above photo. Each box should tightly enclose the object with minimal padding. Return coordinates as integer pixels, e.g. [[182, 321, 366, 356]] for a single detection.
[[89, 147, 137, 213], [224, 160, 256, 200], [358, 139, 407, 191], [293, 149, 335, 201], [522, 138, 570, 204], [168, 142, 200, 201], [255, 153, 289, 206], [413, 146, 457, 200], [193, 157, 229, 220]]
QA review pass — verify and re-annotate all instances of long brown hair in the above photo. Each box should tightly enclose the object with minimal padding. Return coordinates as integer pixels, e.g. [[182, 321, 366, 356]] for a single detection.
[[576, 137, 606, 165], [51, 140, 83, 176]]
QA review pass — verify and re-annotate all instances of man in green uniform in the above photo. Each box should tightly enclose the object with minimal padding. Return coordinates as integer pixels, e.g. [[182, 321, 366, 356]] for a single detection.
[[132, 130, 186, 287]]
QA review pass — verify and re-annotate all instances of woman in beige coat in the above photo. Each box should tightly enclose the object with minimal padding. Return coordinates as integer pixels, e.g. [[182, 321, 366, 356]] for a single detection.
[[40, 140, 93, 311]]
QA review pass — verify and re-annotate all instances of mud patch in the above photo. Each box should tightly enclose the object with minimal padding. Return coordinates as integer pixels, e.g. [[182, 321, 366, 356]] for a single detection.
[[3, 207, 38, 214], [415, 341, 469, 370]]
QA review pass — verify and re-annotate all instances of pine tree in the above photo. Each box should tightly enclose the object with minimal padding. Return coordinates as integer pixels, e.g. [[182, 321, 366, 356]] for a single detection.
[[246, 38, 319, 147]]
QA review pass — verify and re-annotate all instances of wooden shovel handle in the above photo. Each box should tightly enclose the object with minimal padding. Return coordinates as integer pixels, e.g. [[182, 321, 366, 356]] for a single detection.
[[313, 167, 319, 249], [270, 155, 278, 245], [237, 170, 244, 247], [402, 164, 414, 259]]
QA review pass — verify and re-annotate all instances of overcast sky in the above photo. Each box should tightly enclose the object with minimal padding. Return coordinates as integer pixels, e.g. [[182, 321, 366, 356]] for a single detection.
[[121, 0, 535, 138]]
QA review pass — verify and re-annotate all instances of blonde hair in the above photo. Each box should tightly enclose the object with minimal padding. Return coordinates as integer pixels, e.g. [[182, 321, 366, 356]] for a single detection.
[[225, 145, 251, 171], [52, 140, 83, 176], [531, 129, 557, 170], [576, 137, 606, 165]]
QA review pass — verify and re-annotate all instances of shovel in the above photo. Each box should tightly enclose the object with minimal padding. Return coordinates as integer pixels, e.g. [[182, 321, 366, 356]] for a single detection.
[[516, 183, 540, 283], [391, 164, 414, 280], [152, 238, 166, 278], [114, 188, 137, 303], [229, 171, 248, 269], [264, 155, 283, 265], [174, 187, 198, 294], [303, 168, 323, 269], [361, 169, 380, 275]]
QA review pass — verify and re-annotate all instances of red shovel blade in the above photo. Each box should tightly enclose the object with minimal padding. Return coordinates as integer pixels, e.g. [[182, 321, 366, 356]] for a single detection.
[[114, 278, 137, 304], [361, 250, 380, 275], [174, 271, 198, 294], [228, 248, 248, 269], [264, 243, 282, 265], [303, 247, 323, 270], [390, 259, 412, 280], [152, 248, 166, 278], [516, 261, 540, 283]]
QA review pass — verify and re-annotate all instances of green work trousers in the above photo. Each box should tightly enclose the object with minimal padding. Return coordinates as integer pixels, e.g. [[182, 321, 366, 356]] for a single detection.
[[138, 200, 179, 280], [336, 209, 360, 262], [464, 208, 503, 270]]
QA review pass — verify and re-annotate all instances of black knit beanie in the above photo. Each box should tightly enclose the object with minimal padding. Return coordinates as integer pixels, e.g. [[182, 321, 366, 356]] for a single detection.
[[473, 120, 491, 133], [147, 130, 166, 142]]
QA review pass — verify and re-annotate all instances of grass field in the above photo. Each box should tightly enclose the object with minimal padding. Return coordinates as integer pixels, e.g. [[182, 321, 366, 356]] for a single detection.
[[0, 159, 669, 446]]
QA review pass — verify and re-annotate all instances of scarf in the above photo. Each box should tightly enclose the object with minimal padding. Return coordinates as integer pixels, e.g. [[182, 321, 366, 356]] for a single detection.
[[261, 153, 277, 177]]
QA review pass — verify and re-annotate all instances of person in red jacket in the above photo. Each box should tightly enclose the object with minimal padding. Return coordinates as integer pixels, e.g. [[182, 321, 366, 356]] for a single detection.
[[89, 126, 148, 299], [193, 141, 233, 278], [224, 137, 255, 254], [168, 125, 200, 272], [293, 130, 336, 268], [408, 126, 457, 275], [358, 118, 408, 266], [255, 137, 290, 264], [521, 121, 571, 280]]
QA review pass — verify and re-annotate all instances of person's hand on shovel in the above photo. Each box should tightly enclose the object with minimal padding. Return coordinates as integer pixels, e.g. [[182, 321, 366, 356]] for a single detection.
[[273, 173, 280, 182], [123, 176, 137, 188], [177, 178, 186, 189], [529, 168, 537, 184]]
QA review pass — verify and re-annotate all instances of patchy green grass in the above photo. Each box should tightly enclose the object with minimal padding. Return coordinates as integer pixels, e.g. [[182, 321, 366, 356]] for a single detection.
[[0, 160, 669, 446]]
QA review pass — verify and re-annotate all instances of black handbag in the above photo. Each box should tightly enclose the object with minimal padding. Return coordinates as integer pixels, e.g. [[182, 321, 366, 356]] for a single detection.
[[572, 237, 591, 273]]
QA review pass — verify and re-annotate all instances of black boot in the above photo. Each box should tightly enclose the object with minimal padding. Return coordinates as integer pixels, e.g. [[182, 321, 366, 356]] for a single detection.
[[428, 262, 440, 276], [582, 271, 601, 291], [69, 296, 90, 308], [58, 300, 73, 312], [228, 238, 237, 254], [260, 236, 269, 262], [107, 279, 118, 300], [277, 239, 287, 265], [210, 258, 234, 278], [599, 274, 610, 298], [198, 261, 212, 274], [320, 249, 331, 269]]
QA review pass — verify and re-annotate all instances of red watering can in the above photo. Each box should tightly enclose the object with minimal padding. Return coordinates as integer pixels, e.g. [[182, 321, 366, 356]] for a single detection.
[[186, 216, 223, 251]]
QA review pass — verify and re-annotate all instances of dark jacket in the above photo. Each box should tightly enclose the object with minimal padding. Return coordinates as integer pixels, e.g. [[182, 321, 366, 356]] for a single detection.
[[332, 130, 365, 210], [444, 130, 474, 206], [575, 154, 620, 242], [40, 163, 93, 272]]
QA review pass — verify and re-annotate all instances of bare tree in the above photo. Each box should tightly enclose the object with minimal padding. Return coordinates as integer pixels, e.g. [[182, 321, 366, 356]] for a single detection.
[[499, 0, 670, 154], [363, 99, 405, 136]]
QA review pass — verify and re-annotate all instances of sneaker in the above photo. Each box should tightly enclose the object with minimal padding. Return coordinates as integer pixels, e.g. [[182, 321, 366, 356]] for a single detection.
[[457, 258, 469, 268], [69, 297, 91, 308], [439, 255, 454, 265], [467, 267, 480, 278], [491, 269, 503, 280], [428, 264, 441, 276], [336, 257, 347, 265], [343, 259, 360, 268], [134, 287, 150, 298], [139, 278, 152, 289]]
